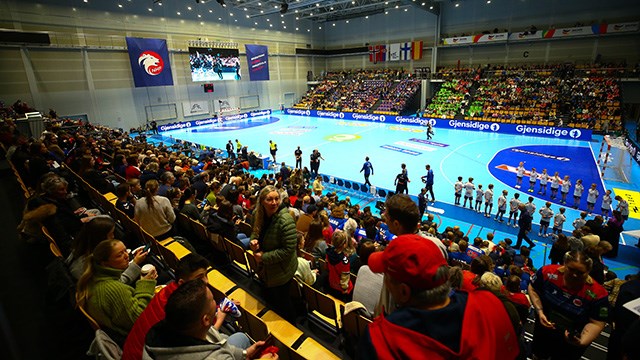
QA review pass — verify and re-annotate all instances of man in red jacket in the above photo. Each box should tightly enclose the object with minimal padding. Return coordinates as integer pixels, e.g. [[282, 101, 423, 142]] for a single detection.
[[359, 234, 520, 360], [122, 254, 210, 360]]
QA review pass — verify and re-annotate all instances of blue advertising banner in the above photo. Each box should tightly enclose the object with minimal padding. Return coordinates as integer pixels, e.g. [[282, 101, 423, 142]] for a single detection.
[[126, 37, 174, 87], [283, 109, 592, 141], [158, 109, 272, 132], [245, 44, 270, 81]]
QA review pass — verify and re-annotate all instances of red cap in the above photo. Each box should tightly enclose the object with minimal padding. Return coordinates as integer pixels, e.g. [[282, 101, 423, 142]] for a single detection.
[[369, 234, 448, 290]]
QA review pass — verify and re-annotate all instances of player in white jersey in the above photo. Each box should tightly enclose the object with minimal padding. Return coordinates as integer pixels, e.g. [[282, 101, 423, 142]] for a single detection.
[[462, 177, 475, 209], [484, 184, 494, 217], [524, 196, 536, 217], [572, 179, 584, 209], [495, 189, 508, 222], [586, 183, 599, 214], [515, 162, 525, 188], [527, 168, 538, 193], [538, 201, 554, 237], [615, 195, 630, 221], [538, 169, 549, 195], [573, 211, 588, 229], [454, 176, 463, 206], [560, 175, 571, 204], [552, 207, 567, 235], [601, 189, 613, 219], [507, 193, 521, 227], [475, 184, 484, 213], [550, 171, 561, 199]]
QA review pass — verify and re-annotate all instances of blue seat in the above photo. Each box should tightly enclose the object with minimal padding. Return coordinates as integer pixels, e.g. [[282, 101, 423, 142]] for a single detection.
[[360, 185, 368, 193], [337, 179, 344, 187], [378, 189, 387, 198], [322, 175, 330, 183], [352, 183, 360, 191], [345, 181, 352, 189]]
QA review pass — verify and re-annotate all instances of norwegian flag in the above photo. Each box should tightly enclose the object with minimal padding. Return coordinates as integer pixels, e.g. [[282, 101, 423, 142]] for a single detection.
[[368, 45, 386, 64]]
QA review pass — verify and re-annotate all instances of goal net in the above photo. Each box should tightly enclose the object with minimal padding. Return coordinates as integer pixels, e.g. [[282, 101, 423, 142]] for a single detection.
[[596, 135, 632, 183]]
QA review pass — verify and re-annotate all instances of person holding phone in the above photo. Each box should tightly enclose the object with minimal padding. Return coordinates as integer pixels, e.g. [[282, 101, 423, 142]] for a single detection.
[[528, 250, 609, 360]]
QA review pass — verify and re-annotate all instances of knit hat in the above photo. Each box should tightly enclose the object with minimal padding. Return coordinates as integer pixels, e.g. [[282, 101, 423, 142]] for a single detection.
[[369, 234, 448, 290]]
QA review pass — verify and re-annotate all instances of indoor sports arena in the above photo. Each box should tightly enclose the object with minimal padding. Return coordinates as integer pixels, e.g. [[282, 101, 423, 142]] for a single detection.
[[1, 0, 640, 359]]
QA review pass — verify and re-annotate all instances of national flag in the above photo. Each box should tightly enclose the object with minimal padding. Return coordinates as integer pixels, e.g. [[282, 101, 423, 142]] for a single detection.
[[389, 43, 400, 61], [400, 42, 411, 60], [368, 45, 387, 63], [377, 45, 387, 62], [411, 41, 423, 60], [126, 37, 174, 87]]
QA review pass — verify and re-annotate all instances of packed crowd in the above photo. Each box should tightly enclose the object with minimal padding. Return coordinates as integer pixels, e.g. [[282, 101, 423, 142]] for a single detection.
[[295, 69, 419, 114], [422, 78, 473, 118], [2, 101, 638, 359]]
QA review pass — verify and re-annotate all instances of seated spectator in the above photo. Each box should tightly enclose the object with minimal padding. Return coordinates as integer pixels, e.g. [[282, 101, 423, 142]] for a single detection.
[[294, 232, 318, 287], [115, 183, 135, 219], [359, 234, 520, 359], [513, 246, 534, 274], [352, 241, 383, 318], [134, 180, 176, 240], [143, 280, 268, 359], [122, 254, 210, 360], [206, 199, 249, 249], [450, 240, 473, 264], [76, 239, 157, 342], [326, 230, 355, 301], [303, 220, 328, 260], [178, 188, 204, 222]]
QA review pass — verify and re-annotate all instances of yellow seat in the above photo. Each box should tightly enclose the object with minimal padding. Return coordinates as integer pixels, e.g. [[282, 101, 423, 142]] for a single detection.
[[228, 288, 265, 315], [297, 337, 342, 360], [164, 241, 191, 260], [207, 269, 237, 294], [261, 310, 304, 346]]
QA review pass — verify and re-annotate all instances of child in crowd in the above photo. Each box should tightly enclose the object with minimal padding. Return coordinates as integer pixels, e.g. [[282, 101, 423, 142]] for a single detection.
[[573, 211, 587, 230], [515, 162, 525, 188], [528, 167, 537, 193], [507, 193, 521, 228], [326, 230, 354, 302], [495, 190, 508, 223], [538, 169, 548, 195]]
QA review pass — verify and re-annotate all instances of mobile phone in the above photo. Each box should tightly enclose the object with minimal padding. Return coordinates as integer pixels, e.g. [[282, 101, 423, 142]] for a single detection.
[[143, 244, 151, 253], [252, 334, 274, 357], [200, 198, 208, 207]]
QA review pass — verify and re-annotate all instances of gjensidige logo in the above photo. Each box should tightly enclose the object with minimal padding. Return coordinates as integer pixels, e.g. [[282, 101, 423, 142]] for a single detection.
[[138, 51, 164, 76]]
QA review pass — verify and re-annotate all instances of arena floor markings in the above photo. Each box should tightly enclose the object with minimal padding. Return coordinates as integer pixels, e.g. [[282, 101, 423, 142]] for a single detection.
[[158, 113, 640, 272]]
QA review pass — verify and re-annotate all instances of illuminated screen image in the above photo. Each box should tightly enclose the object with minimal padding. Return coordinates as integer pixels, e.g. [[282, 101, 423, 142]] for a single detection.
[[189, 47, 241, 82]]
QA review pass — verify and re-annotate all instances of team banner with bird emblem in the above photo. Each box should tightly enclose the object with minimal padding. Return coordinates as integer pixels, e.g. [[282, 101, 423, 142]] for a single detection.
[[126, 37, 174, 87]]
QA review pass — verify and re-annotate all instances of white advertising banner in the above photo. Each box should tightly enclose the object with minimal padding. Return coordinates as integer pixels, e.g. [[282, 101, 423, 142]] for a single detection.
[[182, 100, 209, 117]]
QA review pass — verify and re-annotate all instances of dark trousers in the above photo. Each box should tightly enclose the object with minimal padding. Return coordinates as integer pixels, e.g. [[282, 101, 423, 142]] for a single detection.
[[264, 279, 297, 323], [295, 158, 302, 169], [364, 174, 371, 186], [425, 184, 435, 201], [516, 228, 534, 248]]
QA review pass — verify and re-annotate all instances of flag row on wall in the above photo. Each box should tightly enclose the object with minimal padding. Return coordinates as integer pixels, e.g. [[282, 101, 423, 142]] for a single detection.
[[368, 41, 423, 64]]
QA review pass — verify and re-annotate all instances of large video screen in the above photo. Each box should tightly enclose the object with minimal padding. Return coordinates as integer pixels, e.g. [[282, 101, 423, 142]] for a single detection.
[[188, 47, 241, 82]]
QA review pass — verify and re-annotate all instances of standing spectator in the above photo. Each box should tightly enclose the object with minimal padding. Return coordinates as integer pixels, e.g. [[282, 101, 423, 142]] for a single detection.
[[615, 195, 629, 222], [515, 161, 525, 188], [359, 234, 520, 359], [516, 203, 534, 249], [573, 179, 584, 209], [538, 202, 554, 237], [225, 140, 234, 159], [602, 210, 624, 258], [294, 146, 302, 169], [134, 180, 176, 240], [549, 234, 570, 265], [528, 251, 609, 360], [586, 183, 599, 214], [421, 164, 435, 203], [268, 140, 277, 163], [249, 185, 298, 321], [309, 149, 324, 179], [454, 176, 463, 205], [360, 156, 374, 186], [484, 184, 494, 217], [418, 188, 428, 219]]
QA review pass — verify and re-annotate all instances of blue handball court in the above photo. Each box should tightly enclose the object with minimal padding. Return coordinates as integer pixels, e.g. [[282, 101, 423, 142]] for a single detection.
[[153, 111, 640, 278]]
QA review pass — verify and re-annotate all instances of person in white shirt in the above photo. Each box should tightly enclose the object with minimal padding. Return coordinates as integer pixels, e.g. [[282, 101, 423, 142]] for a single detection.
[[572, 179, 584, 209], [586, 183, 599, 214], [484, 184, 494, 218], [552, 207, 567, 235], [560, 175, 571, 205], [507, 193, 521, 227], [475, 184, 484, 213], [615, 195, 629, 221], [524, 196, 536, 217], [454, 176, 463, 205], [462, 177, 475, 209], [538, 202, 554, 237], [538, 169, 549, 195], [550, 171, 561, 199], [528, 167, 538, 193], [515, 161, 525, 188], [601, 189, 613, 219], [495, 190, 508, 222], [573, 211, 588, 230]]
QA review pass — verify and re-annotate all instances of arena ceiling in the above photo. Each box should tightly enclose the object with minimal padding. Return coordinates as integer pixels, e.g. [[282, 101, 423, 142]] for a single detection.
[[23, 0, 440, 23]]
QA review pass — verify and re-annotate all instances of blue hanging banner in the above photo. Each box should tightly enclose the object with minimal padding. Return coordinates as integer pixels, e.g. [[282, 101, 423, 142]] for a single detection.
[[245, 44, 270, 81], [126, 37, 174, 87]]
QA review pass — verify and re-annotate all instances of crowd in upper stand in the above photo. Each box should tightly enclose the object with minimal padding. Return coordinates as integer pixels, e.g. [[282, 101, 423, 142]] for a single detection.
[[424, 63, 625, 131], [295, 69, 420, 115]]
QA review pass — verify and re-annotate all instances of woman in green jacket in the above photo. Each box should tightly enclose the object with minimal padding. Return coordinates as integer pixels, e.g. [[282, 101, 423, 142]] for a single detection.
[[250, 185, 298, 321], [76, 239, 157, 340]]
